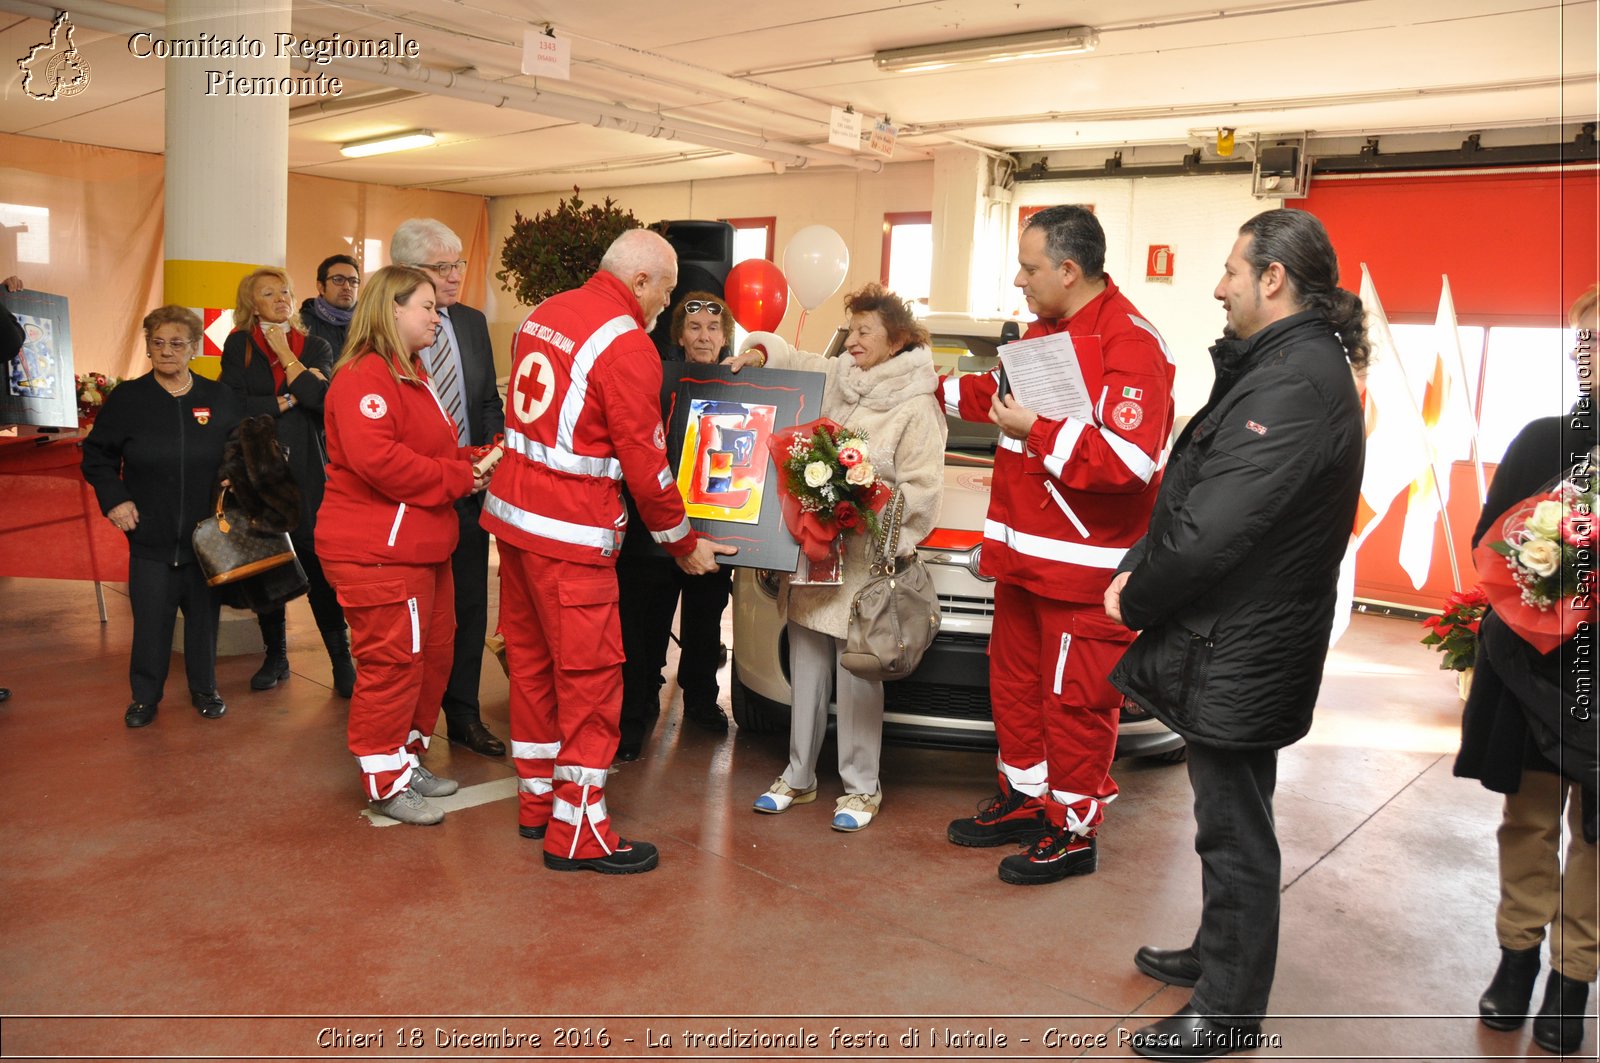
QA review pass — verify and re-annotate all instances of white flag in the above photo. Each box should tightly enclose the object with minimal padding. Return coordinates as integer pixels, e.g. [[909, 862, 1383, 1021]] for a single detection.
[[1354, 265, 1431, 549]]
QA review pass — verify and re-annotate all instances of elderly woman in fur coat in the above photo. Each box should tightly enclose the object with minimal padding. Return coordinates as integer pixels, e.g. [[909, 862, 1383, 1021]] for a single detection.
[[733, 283, 947, 831]]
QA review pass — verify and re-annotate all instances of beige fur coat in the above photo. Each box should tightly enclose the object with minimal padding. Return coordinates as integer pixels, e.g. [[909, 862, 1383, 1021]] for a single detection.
[[742, 331, 948, 639]]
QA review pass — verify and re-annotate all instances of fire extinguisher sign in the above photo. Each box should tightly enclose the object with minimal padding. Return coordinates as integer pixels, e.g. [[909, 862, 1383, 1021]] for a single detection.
[[1146, 244, 1174, 279]]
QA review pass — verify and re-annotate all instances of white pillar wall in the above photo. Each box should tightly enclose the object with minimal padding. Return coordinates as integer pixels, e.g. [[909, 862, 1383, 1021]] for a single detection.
[[163, 0, 290, 273], [929, 146, 989, 316]]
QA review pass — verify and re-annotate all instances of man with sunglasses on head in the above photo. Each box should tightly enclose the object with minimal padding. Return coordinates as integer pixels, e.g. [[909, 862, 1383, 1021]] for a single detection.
[[615, 292, 738, 759], [299, 254, 361, 357], [390, 218, 508, 759]]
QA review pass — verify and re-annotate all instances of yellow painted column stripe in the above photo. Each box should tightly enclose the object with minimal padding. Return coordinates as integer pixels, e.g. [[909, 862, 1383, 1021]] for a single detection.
[[165, 259, 260, 381]]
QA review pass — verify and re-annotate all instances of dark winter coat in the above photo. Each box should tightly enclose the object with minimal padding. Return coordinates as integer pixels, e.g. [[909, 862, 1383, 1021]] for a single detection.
[[1454, 410, 1600, 840], [1110, 310, 1365, 749], [298, 298, 349, 360], [81, 373, 242, 565], [219, 329, 334, 535]]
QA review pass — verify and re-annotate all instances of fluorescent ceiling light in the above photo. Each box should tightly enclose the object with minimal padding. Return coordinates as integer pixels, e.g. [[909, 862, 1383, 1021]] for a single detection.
[[340, 129, 436, 158], [874, 26, 1098, 73]]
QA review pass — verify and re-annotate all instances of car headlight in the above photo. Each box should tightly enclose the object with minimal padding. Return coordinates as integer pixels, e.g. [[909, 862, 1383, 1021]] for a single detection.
[[756, 569, 781, 599]]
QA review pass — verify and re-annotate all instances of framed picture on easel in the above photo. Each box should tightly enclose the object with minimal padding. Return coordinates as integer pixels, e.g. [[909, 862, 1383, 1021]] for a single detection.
[[1, 289, 76, 430], [655, 362, 823, 571]]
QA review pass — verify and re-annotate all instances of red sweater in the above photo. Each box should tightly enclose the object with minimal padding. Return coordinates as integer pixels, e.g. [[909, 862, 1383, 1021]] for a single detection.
[[316, 351, 475, 566], [482, 272, 699, 566], [944, 276, 1175, 603]]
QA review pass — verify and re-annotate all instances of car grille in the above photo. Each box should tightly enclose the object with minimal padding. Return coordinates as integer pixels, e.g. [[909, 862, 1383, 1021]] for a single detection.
[[884, 681, 994, 722], [938, 593, 994, 619]]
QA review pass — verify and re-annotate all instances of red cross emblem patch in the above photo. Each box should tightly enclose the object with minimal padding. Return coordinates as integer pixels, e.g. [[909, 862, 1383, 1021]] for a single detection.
[[191, 407, 211, 425], [652, 422, 666, 450], [360, 394, 388, 419], [1111, 400, 1144, 431]]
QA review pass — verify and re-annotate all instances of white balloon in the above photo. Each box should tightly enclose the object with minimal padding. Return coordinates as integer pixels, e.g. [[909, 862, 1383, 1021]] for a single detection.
[[782, 225, 850, 311]]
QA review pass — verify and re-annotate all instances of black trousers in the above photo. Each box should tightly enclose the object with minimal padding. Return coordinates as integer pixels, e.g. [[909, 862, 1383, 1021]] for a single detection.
[[617, 555, 733, 747], [127, 555, 219, 705], [441, 496, 491, 733], [260, 523, 345, 638], [1185, 740, 1280, 1024]]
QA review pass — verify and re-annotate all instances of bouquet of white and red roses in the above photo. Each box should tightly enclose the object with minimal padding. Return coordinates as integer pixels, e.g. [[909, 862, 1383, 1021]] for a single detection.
[[767, 418, 892, 564], [75, 372, 120, 425], [1473, 470, 1597, 654]]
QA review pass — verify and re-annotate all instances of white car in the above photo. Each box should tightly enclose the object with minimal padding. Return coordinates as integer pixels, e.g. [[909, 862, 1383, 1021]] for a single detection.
[[729, 319, 1185, 762]]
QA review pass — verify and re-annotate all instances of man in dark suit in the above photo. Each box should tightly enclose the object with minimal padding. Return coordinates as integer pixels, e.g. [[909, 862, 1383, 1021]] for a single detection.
[[390, 219, 507, 757], [299, 254, 360, 357]]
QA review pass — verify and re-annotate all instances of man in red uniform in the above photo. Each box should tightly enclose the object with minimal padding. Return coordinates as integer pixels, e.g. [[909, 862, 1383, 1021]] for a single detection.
[[482, 229, 731, 874], [943, 205, 1175, 885]]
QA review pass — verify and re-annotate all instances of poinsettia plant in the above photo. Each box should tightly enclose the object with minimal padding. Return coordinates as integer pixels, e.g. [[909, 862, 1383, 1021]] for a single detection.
[[1420, 586, 1487, 672], [767, 418, 891, 561]]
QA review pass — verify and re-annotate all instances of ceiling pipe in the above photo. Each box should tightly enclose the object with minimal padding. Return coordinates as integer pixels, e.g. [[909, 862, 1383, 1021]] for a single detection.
[[294, 55, 884, 173]]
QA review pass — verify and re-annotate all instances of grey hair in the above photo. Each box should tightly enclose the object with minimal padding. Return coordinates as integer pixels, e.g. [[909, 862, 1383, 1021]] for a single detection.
[[390, 218, 461, 267], [599, 228, 673, 282]]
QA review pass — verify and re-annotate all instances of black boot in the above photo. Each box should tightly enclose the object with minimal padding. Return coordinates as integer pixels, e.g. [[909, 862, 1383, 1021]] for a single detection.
[[320, 627, 356, 699], [1480, 945, 1543, 1030], [250, 612, 290, 691], [1533, 971, 1590, 1054]]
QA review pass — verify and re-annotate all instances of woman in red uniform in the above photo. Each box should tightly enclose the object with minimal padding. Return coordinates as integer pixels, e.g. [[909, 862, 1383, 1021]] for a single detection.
[[316, 266, 494, 825]]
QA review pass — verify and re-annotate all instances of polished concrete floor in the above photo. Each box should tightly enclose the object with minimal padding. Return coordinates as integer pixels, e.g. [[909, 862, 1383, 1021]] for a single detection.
[[0, 572, 1594, 1062]]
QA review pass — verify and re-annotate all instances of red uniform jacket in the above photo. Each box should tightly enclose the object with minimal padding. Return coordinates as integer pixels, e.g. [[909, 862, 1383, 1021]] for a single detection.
[[317, 351, 475, 566], [944, 276, 1175, 603], [482, 271, 699, 566]]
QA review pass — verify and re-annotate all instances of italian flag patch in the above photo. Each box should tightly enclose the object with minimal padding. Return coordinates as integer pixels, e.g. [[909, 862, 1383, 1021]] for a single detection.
[[1122, 386, 1143, 400]]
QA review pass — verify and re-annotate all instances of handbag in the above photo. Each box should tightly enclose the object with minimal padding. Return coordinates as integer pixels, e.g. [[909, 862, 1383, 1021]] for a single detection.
[[840, 487, 941, 682], [192, 487, 298, 588]]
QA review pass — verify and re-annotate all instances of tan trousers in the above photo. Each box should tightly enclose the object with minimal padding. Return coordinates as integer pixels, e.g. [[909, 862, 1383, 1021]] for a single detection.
[[1496, 770, 1599, 982]]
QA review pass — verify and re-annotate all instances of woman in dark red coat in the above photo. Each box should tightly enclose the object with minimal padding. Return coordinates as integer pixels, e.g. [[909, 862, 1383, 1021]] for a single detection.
[[316, 266, 494, 826]]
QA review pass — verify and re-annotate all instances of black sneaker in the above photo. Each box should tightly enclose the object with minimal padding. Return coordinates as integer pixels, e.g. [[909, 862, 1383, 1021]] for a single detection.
[[124, 702, 157, 728], [683, 703, 729, 733], [543, 837, 659, 875], [998, 831, 1098, 885], [190, 690, 227, 719], [947, 788, 1047, 847], [518, 823, 547, 841]]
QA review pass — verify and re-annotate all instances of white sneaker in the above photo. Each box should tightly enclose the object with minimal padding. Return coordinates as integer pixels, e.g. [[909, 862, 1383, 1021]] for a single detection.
[[752, 777, 817, 814], [831, 790, 882, 832], [371, 787, 443, 826], [411, 764, 459, 797]]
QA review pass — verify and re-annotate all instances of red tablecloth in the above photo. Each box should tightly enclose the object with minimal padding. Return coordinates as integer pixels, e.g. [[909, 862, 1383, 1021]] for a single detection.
[[0, 433, 129, 582]]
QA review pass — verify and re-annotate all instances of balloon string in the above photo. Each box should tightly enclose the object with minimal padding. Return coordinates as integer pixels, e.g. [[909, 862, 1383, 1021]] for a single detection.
[[794, 309, 808, 347]]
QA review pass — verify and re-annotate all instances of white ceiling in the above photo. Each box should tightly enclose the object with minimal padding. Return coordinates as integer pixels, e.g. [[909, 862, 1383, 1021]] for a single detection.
[[1, 0, 1595, 196]]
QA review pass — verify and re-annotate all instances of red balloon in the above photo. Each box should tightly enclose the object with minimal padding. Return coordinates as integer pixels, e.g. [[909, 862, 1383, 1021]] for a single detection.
[[723, 259, 788, 333]]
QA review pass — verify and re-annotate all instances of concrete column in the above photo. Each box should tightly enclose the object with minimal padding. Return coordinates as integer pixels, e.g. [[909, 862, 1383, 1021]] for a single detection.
[[929, 146, 989, 316], [162, 0, 291, 381], [160, 0, 291, 657]]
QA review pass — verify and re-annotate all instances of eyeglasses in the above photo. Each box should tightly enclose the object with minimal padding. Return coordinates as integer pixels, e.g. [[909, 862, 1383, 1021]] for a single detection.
[[682, 300, 724, 315], [416, 259, 467, 277], [147, 339, 192, 353], [324, 275, 360, 287]]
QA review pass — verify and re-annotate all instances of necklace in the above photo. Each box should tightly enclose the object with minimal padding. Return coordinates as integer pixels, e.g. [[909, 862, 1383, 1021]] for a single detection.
[[159, 371, 194, 398]]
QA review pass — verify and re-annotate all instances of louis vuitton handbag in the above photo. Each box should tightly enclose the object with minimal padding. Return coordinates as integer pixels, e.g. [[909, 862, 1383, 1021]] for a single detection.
[[192, 487, 298, 588], [840, 488, 941, 682]]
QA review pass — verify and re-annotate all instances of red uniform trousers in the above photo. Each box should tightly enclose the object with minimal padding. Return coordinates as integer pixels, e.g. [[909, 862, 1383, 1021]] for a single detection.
[[989, 581, 1131, 836], [324, 559, 456, 801], [499, 544, 626, 860]]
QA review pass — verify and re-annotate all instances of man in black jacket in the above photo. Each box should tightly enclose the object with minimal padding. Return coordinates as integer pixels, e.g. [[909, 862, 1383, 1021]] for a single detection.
[[1104, 209, 1367, 1059], [298, 254, 360, 357], [390, 218, 507, 757]]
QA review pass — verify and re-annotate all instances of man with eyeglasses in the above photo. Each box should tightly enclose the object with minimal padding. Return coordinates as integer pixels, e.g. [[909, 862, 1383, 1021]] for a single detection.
[[390, 218, 508, 759], [300, 254, 361, 357]]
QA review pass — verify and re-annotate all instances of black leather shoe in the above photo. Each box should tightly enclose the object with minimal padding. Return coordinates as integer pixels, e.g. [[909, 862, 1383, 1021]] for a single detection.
[[1136, 945, 1203, 987], [518, 824, 547, 841], [250, 653, 289, 690], [448, 720, 506, 757], [124, 702, 157, 728], [1533, 971, 1590, 1055], [615, 744, 641, 762], [190, 690, 227, 719], [1479, 944, 1542, 1030], [544, 837, 659, 875], [683, 702, 729, 733], [1129, 1005, 1264, 1060]]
